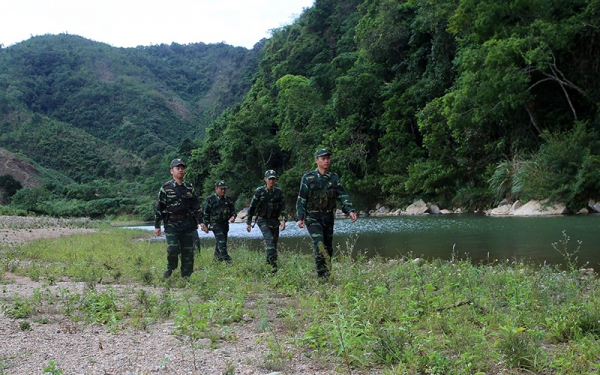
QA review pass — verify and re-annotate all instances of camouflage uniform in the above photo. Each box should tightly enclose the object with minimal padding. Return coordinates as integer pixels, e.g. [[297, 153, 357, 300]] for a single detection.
[[247, 170, 287, 270], [203, 180, 236, 262], [297, 150, 355, 279], [155, 159, 203, 278]]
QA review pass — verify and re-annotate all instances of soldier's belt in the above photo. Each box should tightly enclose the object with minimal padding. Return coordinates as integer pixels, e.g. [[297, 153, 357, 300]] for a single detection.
[[168, 214, 189, 219], [307, 209, 335, 213]]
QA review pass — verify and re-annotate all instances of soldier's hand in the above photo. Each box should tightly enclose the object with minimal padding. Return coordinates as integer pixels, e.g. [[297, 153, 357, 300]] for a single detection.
[[280, 220, 286, 231], [297, 220, 305, 229], [349, 212, 358, 222], [201, 223, 209, 234], [246, 224, 251, 233], [229, 216, 236, 223], [154, 227, 162, 236]]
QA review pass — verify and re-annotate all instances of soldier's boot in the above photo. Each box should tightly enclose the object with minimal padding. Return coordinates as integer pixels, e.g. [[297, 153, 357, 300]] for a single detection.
[[267, 257, 278, 273], [163, 269, 173, 278]]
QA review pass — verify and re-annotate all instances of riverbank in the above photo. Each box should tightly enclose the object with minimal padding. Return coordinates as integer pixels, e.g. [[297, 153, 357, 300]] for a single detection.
[[1, 218, 600, 374]]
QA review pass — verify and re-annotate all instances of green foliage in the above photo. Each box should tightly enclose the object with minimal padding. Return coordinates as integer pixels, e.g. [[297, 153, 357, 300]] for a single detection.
[[42, 360, 63, 375], [1, 295, 33, 319], [3, 228, 600, 373], [0, 174, 22, 202], [3, 0, 600, 215]]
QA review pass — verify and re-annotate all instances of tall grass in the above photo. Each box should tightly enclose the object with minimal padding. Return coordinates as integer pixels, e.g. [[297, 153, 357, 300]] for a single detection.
[[2, 227, 600, 374]]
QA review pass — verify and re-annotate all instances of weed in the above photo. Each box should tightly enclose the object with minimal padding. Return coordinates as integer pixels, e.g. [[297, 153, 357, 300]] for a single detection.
[[42, 360, 63, 374], [1, 294, 33, 319], [19, 320, 32, 331], [497, 326, 542, 370], [552, 231, 583, 272]]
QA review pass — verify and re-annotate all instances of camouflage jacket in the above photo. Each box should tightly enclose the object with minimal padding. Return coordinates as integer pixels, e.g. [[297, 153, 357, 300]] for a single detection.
[[154, 179, 203, 230], [246, 186, 287, 225], [203, 193, 236, 225], [296, 169, 355, 221]]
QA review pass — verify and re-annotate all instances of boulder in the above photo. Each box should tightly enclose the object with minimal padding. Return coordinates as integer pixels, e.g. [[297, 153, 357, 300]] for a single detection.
[[488, 200, 512, 216], [235, 207, 249, 222], [427, 204, 441, 214], [509, 201, 523, 214], [405, 199, 428, 215], [589, 199, 600, 213], [392, 208, 403, 215], [510, 199, 568, 216], [335, 209, 348, 218], [440, 209, 452, 214]]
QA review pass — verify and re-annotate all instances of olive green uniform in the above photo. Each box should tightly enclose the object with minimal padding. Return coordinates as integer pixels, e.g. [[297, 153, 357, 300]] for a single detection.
[[296, 169, 355, 278], [247, 185, 287, 270], [155, 179, 203, 278], [203, 193, 236, 262]]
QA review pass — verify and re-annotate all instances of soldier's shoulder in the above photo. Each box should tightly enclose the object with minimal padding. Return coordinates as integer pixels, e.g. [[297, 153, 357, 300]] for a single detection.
[[182, 181, 194, 188], [162, 180, 175, 188], [303, 170, 318, 179]]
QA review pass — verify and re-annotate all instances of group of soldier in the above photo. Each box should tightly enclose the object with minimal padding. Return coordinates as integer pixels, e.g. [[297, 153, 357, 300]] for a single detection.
[[154, 148, 357, 280]]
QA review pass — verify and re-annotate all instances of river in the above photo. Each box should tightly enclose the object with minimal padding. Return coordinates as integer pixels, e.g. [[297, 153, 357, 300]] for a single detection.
[[130, 214, 600, 267]]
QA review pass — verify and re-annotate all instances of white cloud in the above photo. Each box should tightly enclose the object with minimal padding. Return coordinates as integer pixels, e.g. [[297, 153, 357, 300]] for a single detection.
[[0, 0, 314, 49]]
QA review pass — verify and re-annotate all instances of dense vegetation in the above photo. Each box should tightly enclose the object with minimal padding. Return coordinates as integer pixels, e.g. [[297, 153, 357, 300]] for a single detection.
[[2, 0, 600, 218], [2, 225, 599, 373], [0, 34, 261, 215], [190, 0, 600, 213]]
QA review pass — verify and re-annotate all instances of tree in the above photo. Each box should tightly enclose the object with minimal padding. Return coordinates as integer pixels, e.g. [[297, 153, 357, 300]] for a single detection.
[[0, 174, 23, 203]]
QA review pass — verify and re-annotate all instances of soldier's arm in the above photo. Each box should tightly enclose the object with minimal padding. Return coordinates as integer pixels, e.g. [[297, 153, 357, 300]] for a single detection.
[[228, 197, 237, 222], [246, 190, 259, 226], [154, 188, 167, 228], [202, 196, 211, 224], [296, 175, 309, 222]]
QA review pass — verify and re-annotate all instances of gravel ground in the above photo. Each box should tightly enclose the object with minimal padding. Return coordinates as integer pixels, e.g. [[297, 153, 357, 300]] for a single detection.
[[0, 216, 353, 375], [1, 274, 334, 375]]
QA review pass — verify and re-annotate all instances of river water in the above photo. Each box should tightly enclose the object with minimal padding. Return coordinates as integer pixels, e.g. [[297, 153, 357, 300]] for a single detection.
[[131, 214, 600, 267]]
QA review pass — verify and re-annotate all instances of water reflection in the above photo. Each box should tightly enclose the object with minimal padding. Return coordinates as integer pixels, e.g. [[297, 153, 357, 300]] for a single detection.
[[128, 214, 600, 267]]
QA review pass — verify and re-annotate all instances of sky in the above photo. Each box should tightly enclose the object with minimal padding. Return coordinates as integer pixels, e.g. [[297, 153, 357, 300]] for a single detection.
[[0, 0, 315, 49]]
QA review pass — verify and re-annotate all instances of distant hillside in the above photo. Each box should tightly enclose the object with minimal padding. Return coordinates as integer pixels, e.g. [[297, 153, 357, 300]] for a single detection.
[[0, 147, 74, 189], [0, 34, 261, 183], [0, 148, 43, 189]]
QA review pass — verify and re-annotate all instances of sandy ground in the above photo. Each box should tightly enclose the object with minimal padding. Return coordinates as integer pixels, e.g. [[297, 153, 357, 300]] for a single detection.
[[0, 216, 357, 375]]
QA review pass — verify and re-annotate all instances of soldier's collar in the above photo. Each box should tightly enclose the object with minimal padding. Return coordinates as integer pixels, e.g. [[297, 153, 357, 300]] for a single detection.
[[314, 168, 330, 177]]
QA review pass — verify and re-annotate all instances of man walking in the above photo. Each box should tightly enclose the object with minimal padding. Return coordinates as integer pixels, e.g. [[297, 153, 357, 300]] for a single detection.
[[154, 158, 203, 278], [246, 170, 287, 272], [201, 180, 237, 262], [297, 149, 357, 279]]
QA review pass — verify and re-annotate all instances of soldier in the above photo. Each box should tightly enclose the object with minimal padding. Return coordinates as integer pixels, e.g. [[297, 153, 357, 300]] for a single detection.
[[246, 170, 287, 272], [297, 149, 357, 279], [201, 180, 237, 262], [154, 158, 203, 278]]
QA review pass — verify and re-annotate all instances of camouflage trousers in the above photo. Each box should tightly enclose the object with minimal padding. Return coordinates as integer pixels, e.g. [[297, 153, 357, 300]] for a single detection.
[[165, 228, 196, 278], [305, 211, 335, 278], [212, 223, 232, 262], [256, 217, 280, 268]]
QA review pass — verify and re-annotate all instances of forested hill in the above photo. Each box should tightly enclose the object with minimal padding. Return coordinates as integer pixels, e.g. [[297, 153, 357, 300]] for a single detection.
[[2, 0, 600, 219], [189, 0, 600, 212], [0, 34, 261, 184]]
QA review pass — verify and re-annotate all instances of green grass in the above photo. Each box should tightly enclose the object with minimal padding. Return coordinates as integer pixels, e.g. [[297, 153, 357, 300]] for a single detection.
[[1, 226, 600, 374]]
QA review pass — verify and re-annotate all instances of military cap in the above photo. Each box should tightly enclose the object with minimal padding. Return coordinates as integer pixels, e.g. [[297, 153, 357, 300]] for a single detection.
[[215, 180, 228, 188], [170, 158, 186, 168], [264, 170, 277, 179], [315, 148, 332, 158]]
